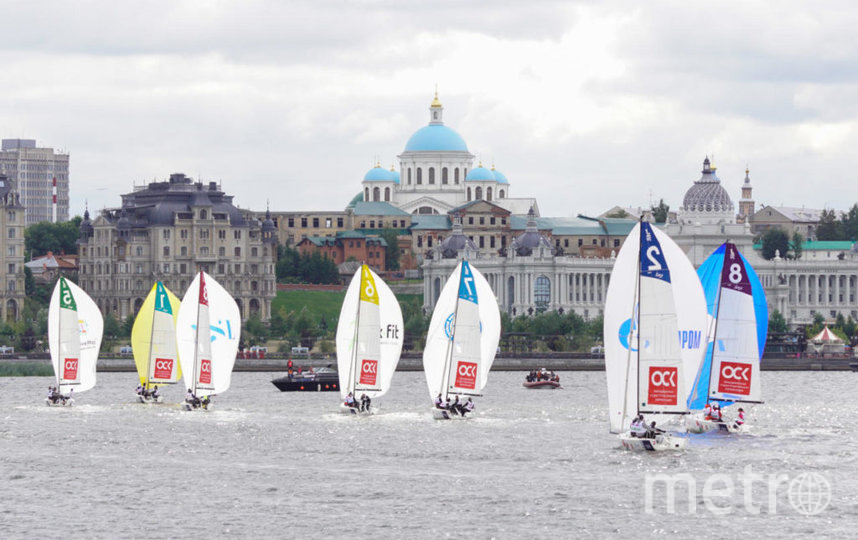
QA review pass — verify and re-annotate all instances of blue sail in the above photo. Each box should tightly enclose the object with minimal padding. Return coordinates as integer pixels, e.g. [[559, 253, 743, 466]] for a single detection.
[[688, 243, 768, 410]]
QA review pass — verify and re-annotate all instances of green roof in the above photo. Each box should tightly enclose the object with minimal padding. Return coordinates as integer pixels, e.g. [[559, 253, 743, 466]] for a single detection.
[[410, 215, 451, 230], [346, 192, 364, 209], [353, 201, 410, 216]]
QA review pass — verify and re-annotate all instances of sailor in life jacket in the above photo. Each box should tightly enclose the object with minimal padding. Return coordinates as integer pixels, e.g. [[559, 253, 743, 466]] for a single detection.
[[630, 415, 647, 437], [703, 402, 712, 420], [735, 407, 745, 426], [461, 398, 475, 416], [434, 393, 444, 409], [710, 403, 723, 422]]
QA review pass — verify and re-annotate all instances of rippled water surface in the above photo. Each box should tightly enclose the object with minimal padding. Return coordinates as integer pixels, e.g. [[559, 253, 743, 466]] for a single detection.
[[1, 371, 856, 538]]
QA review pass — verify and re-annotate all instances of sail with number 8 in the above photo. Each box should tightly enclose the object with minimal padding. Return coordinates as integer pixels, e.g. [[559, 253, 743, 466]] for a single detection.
[[131, 282, 182, 393], [423, 260, 501, 413], [48, 277, 104, 400], [335, 264, 404, 408], [177, 271, 241, 402]]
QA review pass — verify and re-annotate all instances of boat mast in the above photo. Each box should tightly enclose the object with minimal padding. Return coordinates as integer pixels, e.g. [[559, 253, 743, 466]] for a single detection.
[[348, 266, 364, 395], [633, 222, 643, 420], [705, 246, 727, 404], [56, 279, 63, 390], [144, 283, 159, 390], [439, 263, 464, 401], [620, 233, 642, 429], [192, 272, 202, 396]]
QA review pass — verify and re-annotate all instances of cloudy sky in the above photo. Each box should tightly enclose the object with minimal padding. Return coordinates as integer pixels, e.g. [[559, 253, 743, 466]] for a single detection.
[[2, 0, 857, 219]]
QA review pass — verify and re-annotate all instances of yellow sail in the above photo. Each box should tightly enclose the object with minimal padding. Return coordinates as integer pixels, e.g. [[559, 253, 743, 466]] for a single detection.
[[131, 282, 182, 386]]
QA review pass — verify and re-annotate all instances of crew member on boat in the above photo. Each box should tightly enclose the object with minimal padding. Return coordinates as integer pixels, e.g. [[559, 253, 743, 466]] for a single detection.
[[344, 392, 357, 409], [360, 393, 371, 412], [461, 398, 475, 417], [734, 408, 745, 428], [434, 393, 445, 409], [709, 403, 723, 422], [151, 386, 160, 400]]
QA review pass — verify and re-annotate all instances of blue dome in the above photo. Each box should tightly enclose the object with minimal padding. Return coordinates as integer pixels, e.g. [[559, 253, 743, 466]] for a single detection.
[[492, 169, 509, 184], [363, 166, 394, 182], [466, 165, 496, 182], [390, 169, 400, 184], [404, 125, 469, 152]]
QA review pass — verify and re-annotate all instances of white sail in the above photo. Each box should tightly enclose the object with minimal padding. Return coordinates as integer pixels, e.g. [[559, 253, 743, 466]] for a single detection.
[[604, 223, 708, 433], [177, 272, 241, 395], [423, 261, 501, 400], [335, 264, 404, 399], [48, 277, 104, 394]]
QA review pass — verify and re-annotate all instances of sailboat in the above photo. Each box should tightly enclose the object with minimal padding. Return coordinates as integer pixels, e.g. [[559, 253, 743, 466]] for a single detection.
[[46, 277, 104, 406], [131, 281, 182, 403], [604, 221, 708, 450], [335, 264, 404, 415], [176, 271, 241, 411], [423, 260, 500, 420], [686, 242, 767, 433]]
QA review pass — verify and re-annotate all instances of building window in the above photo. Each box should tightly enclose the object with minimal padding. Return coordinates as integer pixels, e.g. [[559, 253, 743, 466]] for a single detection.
[[499, 189, 505, 198], [490, 237, 496, 248], [428, 237, 433, 248], [479, 217, 485, 225], [479, 236, 485, 248], [417, 236, 423, 248], [337, 217, 344, 228], [8, 263, 15, 273], [407, 168, 412, 184], [200, 246, 209, 256], [163, 246, 170, 257], [136, 246, 143, 256], [218, 230, 226, 239], [200, 229, 209, 239], [428, 167, 435, 184], [369, 220, 375, 228], [288, 218, 294, 227], [234, 247, 241, 256], [487, 187, 493, 201], [326, 218, 332, 228], [163, 230, 171, 240], [416, 168, 422, 184], [467, 187, 471, 201], [301, 217, 308, 228], [535, 276, 551, 310], [251, 247, 258, 257], [181, 246, 188, 256], [235, 230, 242, 239], [475, 187, 482, 199], [441, 167, 448, 184], [181, 229, 188, 239], [373, 187, 380, 201], [200, 210, 207, 220], [219, 247, 225, 256], [455, 169, 460, 184], [384, 187, 390, 202], [218, 264, 225, 274], [490, 217, 496, 225], [613, 239, 620, 247]]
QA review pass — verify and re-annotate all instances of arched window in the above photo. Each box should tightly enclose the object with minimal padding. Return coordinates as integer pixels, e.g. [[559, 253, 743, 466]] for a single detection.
[[417, 168, 423, 185], [384, 187, 390, 201], [200, 209, 207, 220], [454, 168, 460, 184], [475, 187, 483, 200], [373, 187, 380, 201], [364, 188, 369, 201], [428, 167, 435, 184], [407, 168, 412, 184], [467, 187, 472, 201], [535, 276, 551, 311], [487, 187, 493, 201], [442, 168, 448, 184], [499, 189, 505, 198], [507, 276, 515, 305]]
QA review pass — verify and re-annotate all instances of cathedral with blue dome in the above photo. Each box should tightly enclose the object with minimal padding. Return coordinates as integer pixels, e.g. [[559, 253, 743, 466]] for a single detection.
[[361, 92, 531, 216]]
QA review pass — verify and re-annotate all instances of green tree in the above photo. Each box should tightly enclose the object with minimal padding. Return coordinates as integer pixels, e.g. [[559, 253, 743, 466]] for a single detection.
[[769, 309, 788, 333], [651, 199, 670, 224], [841, 203, 858, 241], [816, 209, 841, 240], [24, 267, 35, 296], [806, 312, 826, 339], [104, 313, 121, 340], [243, 315, 268, 346], [25, 217, 83, 257], [760, 228, 790, 260], [605, 209, 629, 218], [378, 229, 402, 271], [790, 232, 804, 260]]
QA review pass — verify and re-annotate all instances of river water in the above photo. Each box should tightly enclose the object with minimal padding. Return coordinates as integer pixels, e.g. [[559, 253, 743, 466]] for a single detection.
[[1, 371, 855, 538]]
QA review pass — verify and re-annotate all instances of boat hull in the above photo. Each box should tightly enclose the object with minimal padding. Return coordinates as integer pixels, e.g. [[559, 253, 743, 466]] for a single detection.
[[522, 380, 561, 389], [432, 407, 472, 420], [182, 401, 213, 412], [136, 395, 164, 404], [685, 415, 745, 434], [271, 376, 339, 392], [619, 432, 687, 452], [339, 403, 374, 416], [44, 398, 74, 407]]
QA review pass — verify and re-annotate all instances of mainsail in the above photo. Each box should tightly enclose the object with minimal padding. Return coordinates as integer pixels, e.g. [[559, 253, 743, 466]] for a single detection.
[[604, 222, 708, 433], [688, 242, 767, 409], [423, 261, 501, 401], [177, 272, 241, 395], [335, 264, 404, 399], [48, 277, 104, 394], [131, 281, 182, 387]]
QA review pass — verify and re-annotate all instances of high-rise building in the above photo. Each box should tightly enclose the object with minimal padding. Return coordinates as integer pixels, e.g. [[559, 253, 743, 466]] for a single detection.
[[77, 173, 278, 322], [0, 174, 25, 321], [0, 139, 70, 225]]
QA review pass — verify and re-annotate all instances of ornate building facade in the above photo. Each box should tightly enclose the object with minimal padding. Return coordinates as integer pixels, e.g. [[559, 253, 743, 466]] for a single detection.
[[78, 173, 277, 321]]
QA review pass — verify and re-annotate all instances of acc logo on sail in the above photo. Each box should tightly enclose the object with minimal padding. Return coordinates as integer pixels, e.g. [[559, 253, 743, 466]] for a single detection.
[[454, 361, 478, 390], [153, 358, 174, 379], [199, 359, 212, 384], [646, 366, 678, 406], [359, 359, 378, 386], [717, 361, 751, 395], [63, 358, 79, 380]]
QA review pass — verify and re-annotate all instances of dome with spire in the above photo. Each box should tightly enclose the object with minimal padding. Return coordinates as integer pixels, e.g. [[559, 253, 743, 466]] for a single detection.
[[512, 207, 553, 256], [363, 162, 396, 182], [491, 166, 509, 184], [681, 157, 734, 213], [78, 206, 93, 243], [465, 163, 496, 182], [404, 92, 469, 152], [439, 214, 477, 258], [389, 164, 400, 185]]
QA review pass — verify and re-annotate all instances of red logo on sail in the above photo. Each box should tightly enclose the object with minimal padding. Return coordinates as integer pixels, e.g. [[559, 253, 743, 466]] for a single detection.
[[647, 366, 678, 405], [198, 273, 209, 306], [199, 359, 212, 384], [153, 358, 174, 379], [359, 359, 378, 385], [718, 361, 751, 395], [63, 358, 78, 380], [454, 361, 478, 389]]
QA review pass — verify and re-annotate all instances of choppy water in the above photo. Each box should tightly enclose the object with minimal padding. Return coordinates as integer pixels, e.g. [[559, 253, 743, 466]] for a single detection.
[[1, 371, 856, 538]]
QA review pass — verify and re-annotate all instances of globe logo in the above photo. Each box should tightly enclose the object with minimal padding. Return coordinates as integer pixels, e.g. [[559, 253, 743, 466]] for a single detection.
[[788, 472, 830, 515]]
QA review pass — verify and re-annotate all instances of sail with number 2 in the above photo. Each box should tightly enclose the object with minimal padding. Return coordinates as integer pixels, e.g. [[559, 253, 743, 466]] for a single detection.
[[131, 281, 183, 389], [48, 276, 104, 396], [177, 271, 241, 397], [336, 264, 404, 401]]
